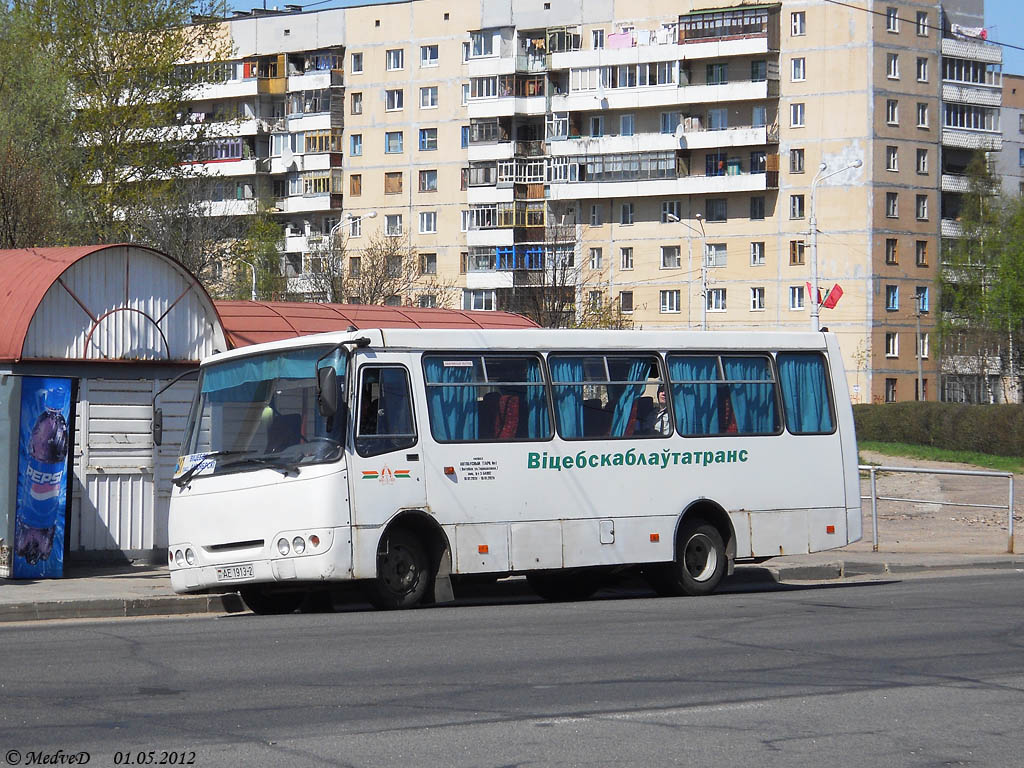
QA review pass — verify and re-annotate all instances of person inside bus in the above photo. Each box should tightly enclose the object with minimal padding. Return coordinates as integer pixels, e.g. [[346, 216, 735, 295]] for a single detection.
[[640, 385, 672, 435]]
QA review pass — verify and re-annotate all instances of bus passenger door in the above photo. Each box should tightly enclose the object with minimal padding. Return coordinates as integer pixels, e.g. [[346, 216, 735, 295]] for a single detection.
[[348, 363, 427, 571]]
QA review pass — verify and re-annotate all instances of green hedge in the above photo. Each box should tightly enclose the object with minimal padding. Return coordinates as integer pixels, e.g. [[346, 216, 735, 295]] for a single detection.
[[853, 402, 1024, 458]]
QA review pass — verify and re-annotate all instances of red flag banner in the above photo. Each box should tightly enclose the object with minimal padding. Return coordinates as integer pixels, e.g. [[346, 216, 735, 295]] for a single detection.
[[823, 284, 843, 309]]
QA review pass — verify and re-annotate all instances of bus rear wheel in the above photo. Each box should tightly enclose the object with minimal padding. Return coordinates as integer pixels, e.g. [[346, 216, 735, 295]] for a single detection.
[[239, 585, 306, 615], [527, 570, 598, 602], [646, 521, 726, 597], [364, 529, 430, 610]]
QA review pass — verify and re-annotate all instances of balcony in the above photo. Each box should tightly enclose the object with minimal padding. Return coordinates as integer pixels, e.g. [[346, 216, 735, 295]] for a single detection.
[[941, 83, 1001, 107], [941, 129, 1002, 151], [547, 173, 770, 201], [941, 219, 965, 238], [941, 173, 969, 193], [553, 78, 772, 114], [941, 37, 1002, 64]]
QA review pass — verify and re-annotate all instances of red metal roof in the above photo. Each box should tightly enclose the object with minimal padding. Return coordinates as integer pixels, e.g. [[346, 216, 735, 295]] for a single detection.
[[214, 301, 539, 348], [0, 247, 103, 362]]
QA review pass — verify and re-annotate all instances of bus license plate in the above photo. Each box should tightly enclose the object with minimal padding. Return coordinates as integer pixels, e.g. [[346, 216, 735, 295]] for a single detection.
[[216, 564, 254, 581]]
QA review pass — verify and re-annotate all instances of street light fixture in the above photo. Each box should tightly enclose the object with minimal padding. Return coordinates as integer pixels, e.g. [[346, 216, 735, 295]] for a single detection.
[[331, 209, 377, 242], [665, 212, 709, 331], [913, 290, 926, 401], [810, 158, 862, 331]]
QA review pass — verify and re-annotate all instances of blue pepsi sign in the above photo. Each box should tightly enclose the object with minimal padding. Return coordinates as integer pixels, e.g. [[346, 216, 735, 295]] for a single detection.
[[13, 377, 72, 579]]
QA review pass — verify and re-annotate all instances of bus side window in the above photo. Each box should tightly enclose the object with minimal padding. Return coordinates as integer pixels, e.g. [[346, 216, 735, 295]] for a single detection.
[[777, 353, 835, 434], [356, 366, 417, 457]]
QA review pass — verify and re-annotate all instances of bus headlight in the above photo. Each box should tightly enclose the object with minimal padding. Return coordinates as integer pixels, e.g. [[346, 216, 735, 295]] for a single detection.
[[174, 549, 185, 567], [292, 536, 306, 554], [185, 548, 196, 566], [277, 538, 290, 556]]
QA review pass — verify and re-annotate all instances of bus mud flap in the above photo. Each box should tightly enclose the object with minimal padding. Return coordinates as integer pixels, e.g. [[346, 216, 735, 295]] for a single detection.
[[433, 545, 455, 603]]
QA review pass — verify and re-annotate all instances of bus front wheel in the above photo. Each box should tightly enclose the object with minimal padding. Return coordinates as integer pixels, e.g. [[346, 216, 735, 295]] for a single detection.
[[646, 521, 726, 597], [239, 585, 306, 615], [364, 529, 430, 610]]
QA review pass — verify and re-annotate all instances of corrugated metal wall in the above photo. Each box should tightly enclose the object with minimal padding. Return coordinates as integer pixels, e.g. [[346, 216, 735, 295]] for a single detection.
[[22, 245, 224, 362]]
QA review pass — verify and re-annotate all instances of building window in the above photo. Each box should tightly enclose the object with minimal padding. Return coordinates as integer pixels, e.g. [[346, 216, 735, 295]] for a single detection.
[[460, 126, 470, 148], [418, 169, 438, 192], [705, 243, 727, 267], [620, 113, 635, 136], [420, 252, 437, 275], [917, 148, 929, 174], [916, 11, 929, 36], [385, 131, 403, 154], [917, 102, 929, 128], [385, 89, 404, 111], [886, 145, 898, 171], [420, 86, 439, 109], [790, 148, 805, 173], [620, 247, 633, 270], [886, 6, 899, 32], [419, 128, 438, 151], [589, 204, 602, 226], [791, 102, 805, 127], [620, 202, 634, 225], [385, 214, 403, 236], [791, 57, 806, 81], [790, 194, 805, 219], [386, 48, 404, 70], [707, 62, 729, 85], [660, 290, 681, 313], [750, 151, 766, 174], [349, 173, 362, 197], [885, 378, 897, 403], [350, 134, 362, 156], [792, 11, 806, 36], [916, 194, 928, 221], [790, 240, 805, 265], [886, 192, 899, 218], [885, 238, 898, 265], [753, 105, 767, 127], [463, 289, 495, 311], [592, 29, 605, 49], [418, 294, 437, 308], [918, 332, 930, 359], [706, 198, 727, 222], [590, 116, 604, 137], [916, 286, 929, 312], [469, 31, 494, 58], [351, 92, 363, 114], [589, 247, 603, 269], [886, 99, 898, 125], [661, 200, 681, 223], [886, 284, 899, 310], [750, 241, 765, 266], [660, 245, 681, 269], [788, 286, 804, 310], [620, 291, 633, 313], [887, 53, 899, 79], [750, 196, 765, 220], [917, 57, 929, 82], [916, 240, 928, 266], [750, 287, 765, 311], [419, 211, 437, 234], [752, 60, 767, 82], [384, 171, 403, 194], [420, 44, 439, 67], [1019, 148, 1024, 168], [660, 111, 681, 134], [886, 332, 899, 358], [706, 289, 726, 312], [351, 52, 363, 73], [349, 256, 361, 276]]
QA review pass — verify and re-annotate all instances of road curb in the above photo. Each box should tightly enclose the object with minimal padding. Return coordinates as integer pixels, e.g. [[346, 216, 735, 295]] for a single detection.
[[0, 593, 246, 624]]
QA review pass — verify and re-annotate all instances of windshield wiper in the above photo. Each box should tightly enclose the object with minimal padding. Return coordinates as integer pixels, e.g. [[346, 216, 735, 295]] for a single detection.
[[217, 456, 301, 477], [172, 450, 250, 488]]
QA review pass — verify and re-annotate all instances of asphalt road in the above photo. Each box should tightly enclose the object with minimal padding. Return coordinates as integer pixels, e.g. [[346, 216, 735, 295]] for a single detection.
[[0, 572, 1022, 768]]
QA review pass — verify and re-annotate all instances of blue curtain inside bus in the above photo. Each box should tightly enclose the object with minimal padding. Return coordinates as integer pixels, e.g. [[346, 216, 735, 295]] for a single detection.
[[550, 357, 584, 438], [202, 347, 344, 397], [424, 358, 479, 440], [668, 356, 719, 435], [524, 359, 551, 438], [722, 357, 778, 433], [609, 359, 650, 436], [777, 353, 833, 433]]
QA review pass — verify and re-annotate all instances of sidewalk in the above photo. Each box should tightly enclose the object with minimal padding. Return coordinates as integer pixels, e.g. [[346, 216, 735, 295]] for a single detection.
[[1, 549, 1021, 624]]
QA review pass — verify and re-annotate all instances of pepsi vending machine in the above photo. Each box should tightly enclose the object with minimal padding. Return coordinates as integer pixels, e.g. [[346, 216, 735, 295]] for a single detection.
[[7, 377, 75, 579]]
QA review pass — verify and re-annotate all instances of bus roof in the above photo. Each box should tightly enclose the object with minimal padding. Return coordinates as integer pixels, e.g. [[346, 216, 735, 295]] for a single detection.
[[201, 327, 833, 367]]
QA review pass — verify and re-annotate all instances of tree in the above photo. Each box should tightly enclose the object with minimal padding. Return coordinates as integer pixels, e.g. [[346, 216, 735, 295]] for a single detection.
[[230, 201, 285, 301], [304, 229, 459, 307], [22, 0, 231, 244]]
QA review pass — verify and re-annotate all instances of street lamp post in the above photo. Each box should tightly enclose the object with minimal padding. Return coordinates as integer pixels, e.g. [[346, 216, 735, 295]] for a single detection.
[[914, 290, 925, 401], [809, 158, 862, 331], [665, 212, 708, 330], [240, 260, 257, 301]]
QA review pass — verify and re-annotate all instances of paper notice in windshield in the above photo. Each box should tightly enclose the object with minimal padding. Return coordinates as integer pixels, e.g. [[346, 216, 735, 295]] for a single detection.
[[175, 453, 217, 479], [459, 458, 497, 481]]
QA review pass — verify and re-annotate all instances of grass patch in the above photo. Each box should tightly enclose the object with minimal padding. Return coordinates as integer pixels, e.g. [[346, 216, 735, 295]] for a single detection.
[[858, 440, 1024, 474]]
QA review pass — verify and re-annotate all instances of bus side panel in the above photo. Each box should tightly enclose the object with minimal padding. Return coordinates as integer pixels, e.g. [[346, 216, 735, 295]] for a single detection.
[[825, 334, 863, 544], [454, 522, 511, 573], [561, 516, 675, 568]]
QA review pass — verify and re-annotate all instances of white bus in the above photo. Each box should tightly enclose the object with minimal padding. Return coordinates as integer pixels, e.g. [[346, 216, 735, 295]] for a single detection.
[[167, 328, 860, 613]]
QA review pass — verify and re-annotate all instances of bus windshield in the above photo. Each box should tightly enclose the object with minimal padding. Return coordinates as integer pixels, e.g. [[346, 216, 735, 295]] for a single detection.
[[180, 345, 347, 474]]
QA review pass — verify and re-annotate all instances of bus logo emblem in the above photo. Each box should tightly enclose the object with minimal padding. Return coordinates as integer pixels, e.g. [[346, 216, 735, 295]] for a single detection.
[[362, 466, 412, 484]]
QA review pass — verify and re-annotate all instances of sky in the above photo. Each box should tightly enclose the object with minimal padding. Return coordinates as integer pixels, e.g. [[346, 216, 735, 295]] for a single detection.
[[231, 0, 1024, 74]]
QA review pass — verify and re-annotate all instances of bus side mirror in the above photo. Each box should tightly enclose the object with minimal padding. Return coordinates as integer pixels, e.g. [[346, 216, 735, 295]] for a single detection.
[[153, 407, 164, 446], [318, 367, 338, 418]]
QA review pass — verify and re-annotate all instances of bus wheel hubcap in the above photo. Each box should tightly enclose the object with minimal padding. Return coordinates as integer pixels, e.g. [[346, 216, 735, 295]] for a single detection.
[[683, 533, 718, 582], [382, 547, 418, 593]]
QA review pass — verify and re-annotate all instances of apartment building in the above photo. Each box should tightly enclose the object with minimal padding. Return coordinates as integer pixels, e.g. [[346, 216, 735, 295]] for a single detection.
[[995, 73, 1024, 199], [179, 0, 1000, 403]]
